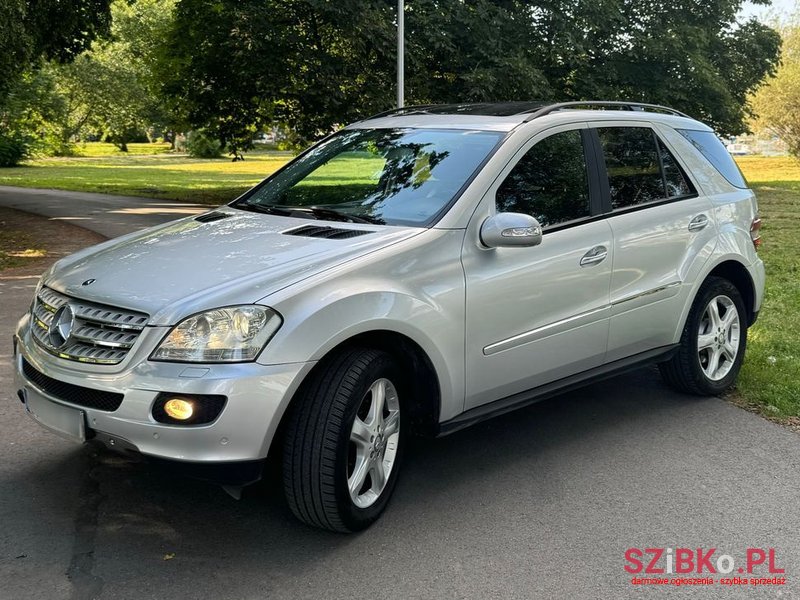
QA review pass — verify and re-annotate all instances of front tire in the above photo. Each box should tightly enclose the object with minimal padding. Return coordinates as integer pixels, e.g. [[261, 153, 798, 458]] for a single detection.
[[282, 348, 404, 532], [660, 276, 748, 395]]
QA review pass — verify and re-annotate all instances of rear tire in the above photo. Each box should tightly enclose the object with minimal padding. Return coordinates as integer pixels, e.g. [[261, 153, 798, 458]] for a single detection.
[[660, 276, 748, 396], [282, 348, 405, 532]]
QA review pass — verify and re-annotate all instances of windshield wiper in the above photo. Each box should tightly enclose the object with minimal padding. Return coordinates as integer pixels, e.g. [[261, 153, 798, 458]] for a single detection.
[[237, 202, 384, 225], [237, 203, 293, 217], [304, 206, 384, 225]]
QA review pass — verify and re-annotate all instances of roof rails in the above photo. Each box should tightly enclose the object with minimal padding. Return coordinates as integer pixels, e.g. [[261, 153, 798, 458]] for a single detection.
[[520, 101, 690, 121], [362, 100, 690, 122], [364, 105, 441, 120]]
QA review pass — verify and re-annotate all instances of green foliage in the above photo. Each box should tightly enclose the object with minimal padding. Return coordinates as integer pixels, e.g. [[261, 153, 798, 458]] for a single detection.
[[0, 0, 113, 98], [0, 69, 66, 156], [0, 0, 783, 161], [751, 24, 800, 156], [0, 0, 114, 160], [157, 0, 780, 148], [0, 133, 28, 167], [186, 130, 223, 158], [36, 0, 174, 153], [156, 0, 396, 151]]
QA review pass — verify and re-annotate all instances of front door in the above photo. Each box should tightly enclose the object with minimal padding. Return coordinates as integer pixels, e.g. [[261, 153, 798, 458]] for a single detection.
[[462, 124, 613, 410]]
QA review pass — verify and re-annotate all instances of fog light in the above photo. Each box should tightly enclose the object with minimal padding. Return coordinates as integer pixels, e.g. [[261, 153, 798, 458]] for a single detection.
[[152, 393, 227, 425], [164, 398, 194, 421]]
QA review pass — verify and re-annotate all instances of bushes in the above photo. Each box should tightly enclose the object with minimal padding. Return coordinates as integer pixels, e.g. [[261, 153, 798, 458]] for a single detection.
[[0, 134, 29, 167], [186, 130, 223, 158]]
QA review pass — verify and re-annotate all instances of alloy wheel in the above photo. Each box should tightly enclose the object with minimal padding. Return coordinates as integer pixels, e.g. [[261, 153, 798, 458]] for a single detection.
[[347, 378, 401, 509], [697, 294, 741, 381]]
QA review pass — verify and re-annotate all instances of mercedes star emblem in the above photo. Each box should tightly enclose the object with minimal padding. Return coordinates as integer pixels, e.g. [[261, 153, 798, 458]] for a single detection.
[[49, 304, 75, 348]]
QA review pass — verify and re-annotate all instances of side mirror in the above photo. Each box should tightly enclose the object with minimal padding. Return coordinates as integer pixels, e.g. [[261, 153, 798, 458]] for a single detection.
[[480, 212, 543, 248]]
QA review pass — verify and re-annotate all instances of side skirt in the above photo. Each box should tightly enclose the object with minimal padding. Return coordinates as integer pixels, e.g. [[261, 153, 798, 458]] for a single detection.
[[437, 344, 679, 436]]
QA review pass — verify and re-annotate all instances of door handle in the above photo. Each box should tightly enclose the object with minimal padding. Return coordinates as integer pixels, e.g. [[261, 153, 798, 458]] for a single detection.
[[688, 214, 709, 232], [580, 245, 608, 267]]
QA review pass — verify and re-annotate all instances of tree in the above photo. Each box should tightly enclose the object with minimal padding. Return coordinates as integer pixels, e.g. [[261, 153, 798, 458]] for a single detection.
[[48, 0, 177, 151], [157, 0, 780, 150], [751, 23, 800, 156], [0, 0, 113, 98], [155, 0, 396, 153], [556, 1, 781, 134], [1, 0, 113, 164]]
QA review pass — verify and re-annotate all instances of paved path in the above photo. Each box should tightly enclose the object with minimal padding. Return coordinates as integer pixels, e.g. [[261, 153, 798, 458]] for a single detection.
[[0, 186, 207, 238], [1, 186, 799, 599]]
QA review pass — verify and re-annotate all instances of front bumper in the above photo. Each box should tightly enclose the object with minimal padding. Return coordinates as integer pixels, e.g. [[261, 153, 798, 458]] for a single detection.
[[13, 317, 314, 466]]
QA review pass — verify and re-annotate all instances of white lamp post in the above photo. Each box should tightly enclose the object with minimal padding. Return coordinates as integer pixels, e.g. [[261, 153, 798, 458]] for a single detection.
[[397, 0, 405, 108]]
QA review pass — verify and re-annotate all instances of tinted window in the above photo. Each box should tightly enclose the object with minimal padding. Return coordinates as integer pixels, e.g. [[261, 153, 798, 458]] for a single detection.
[[677, 129, 748, 188], [598, 127, 665, 209], [496, 130, 590, 227], [239, 128, 503, 227], [659, 139, 694, 198]]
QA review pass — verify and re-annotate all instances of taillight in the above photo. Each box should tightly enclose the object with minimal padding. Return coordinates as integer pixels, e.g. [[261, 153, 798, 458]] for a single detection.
[[750, 216, 762, 251]]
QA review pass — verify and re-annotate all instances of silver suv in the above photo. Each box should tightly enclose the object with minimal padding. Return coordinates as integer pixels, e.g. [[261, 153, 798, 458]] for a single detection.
[[13, 102, 764, 532]]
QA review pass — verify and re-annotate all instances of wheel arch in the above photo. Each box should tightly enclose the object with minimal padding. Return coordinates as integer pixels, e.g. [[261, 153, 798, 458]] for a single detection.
[[706, 260, 757, 325], [266, 329, 442, 460], [675, 257, 758, 343]]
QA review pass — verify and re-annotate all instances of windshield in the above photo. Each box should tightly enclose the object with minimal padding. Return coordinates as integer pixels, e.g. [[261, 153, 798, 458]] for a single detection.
[[235, 128, 504, 226]]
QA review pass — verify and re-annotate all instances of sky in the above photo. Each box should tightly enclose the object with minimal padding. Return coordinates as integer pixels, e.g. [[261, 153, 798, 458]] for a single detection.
[[740, 0, 796, 21]]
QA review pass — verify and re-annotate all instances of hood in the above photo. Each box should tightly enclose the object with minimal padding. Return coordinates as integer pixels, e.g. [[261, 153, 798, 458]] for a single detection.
[[45, 208, 421, 325]]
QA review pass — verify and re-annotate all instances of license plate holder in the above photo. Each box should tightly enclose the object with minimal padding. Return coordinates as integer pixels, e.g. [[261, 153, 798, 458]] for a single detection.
[[24, 387, 86, 444]]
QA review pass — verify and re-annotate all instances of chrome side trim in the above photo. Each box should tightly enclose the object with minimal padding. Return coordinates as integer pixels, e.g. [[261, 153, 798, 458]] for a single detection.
[[611, 281, 682, 307], [483, 306, 609, 356]]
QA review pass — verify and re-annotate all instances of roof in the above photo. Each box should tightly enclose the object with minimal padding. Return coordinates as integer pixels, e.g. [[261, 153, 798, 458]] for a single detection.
[[348, 101, 708, 133]]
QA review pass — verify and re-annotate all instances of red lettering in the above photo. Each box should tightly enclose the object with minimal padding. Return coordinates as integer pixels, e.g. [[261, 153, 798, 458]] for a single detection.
[[746, 548, 766, 573], [769, 549, 785, 574], [675, 548, 694, 573], [696, 548, 717, 573], [624, 548, 643, 574], [645, 548, 665, 574]]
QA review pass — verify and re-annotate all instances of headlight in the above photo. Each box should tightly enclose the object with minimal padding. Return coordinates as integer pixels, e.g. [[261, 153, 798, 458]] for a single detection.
[[151, 306, 282, 363]]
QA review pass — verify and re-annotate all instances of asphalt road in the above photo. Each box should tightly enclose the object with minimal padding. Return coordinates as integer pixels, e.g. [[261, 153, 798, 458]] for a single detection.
[[1, 187, 799, 599], [0, 186, 207, 237]]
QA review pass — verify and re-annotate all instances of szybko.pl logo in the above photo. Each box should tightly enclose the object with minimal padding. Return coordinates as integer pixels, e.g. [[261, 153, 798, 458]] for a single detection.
[[624, 547, 786, 587]]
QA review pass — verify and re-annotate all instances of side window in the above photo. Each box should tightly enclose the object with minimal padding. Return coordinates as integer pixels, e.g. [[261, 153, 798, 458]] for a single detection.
[[658, 138, 694, 198], [677, 129, 748, 188], [597, 127, 696, 209], [597, 127, 664, 209], [496, 129, 590, 228]]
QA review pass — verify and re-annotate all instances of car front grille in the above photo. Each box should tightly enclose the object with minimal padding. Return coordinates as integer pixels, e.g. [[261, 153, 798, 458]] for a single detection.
[[22, 358, 124, 411], [30, 286, 149, 365]]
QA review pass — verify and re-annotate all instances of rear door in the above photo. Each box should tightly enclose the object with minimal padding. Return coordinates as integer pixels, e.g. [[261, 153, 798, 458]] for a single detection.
[[589, 122, 717, 362]]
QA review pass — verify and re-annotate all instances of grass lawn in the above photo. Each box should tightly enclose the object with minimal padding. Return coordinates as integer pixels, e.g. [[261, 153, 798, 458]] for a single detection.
[[70, 142, 173, 156], [0, 144, 294, 204], [734, 157, 800, 421]]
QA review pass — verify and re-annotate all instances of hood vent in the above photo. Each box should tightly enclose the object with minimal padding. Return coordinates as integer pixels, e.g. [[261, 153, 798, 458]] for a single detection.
[[195, 211, 231, 223], [284, 225, 373, 240]]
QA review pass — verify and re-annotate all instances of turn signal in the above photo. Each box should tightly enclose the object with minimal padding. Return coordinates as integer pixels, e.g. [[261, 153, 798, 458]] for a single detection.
[[163, 398, 194, 421]]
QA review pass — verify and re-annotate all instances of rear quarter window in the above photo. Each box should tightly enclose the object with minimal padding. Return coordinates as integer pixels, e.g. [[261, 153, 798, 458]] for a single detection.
[[677, 129, 748, 189]]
